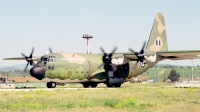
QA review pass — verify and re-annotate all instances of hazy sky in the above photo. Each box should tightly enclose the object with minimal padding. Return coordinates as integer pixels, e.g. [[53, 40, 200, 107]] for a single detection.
[[1, 1, 200, 66]]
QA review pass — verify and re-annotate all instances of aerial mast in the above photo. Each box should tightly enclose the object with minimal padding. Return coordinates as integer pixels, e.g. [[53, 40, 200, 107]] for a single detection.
[[82, 34, 93, 54]]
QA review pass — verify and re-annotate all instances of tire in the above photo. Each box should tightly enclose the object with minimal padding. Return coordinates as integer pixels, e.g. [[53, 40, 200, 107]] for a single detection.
[[83, 83, 90, 88], [47, 82, 51, 88], [91, 83, 98, 88], [47, 82, 56, 88], [106, 84, 113, 88], [114, 84, 121, 88], [51, 82, 56, 88]]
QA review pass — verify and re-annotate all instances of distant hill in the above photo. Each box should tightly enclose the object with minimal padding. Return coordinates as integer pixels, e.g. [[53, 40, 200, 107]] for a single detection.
[[0, 64, 31, 72]]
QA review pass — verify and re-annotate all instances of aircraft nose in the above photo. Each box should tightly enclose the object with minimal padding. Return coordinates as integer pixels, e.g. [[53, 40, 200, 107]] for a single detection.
[[30, 65, 45, 80]]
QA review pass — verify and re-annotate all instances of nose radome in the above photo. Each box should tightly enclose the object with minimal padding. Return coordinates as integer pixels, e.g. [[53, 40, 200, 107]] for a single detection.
[[30, 65, 45, 80]]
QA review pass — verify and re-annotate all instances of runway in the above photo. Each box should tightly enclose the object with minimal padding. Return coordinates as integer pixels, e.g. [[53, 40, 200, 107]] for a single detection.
[[0, 88, 117, 91]]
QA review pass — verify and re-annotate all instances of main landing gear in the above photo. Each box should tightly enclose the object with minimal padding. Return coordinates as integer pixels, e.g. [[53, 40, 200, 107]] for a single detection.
[[47, 82, 57, 88], [106, 83, 121, 88], [82, 83, 98, 88]]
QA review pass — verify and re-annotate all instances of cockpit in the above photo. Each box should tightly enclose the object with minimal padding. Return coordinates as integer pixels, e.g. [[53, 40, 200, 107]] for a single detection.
[[38, 55, 57, 67], [40, 57, 48, 62], [39, 56, 57, 62]]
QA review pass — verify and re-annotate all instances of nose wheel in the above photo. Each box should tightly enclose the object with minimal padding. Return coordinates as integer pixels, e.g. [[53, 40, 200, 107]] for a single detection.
[[47, 82, 56, 88]]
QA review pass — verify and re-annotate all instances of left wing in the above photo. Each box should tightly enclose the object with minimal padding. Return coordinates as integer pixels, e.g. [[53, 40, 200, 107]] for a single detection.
[[156, 50, 200, 60], [123, 50, 200, 61]]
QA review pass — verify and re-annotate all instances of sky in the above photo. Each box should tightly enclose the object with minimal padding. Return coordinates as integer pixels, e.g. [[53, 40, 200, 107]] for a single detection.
[[0, 1, 200, 66]]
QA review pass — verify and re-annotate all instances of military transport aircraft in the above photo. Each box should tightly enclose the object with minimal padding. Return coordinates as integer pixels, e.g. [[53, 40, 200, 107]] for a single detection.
[[4, 13, 200, 88]]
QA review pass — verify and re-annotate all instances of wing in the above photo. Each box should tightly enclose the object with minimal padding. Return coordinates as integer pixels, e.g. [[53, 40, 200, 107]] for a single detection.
[[3, 56, 41, 61], [123, 52, 156, 61], [157, 50, 200, 60], [123, 50, 200, 63]]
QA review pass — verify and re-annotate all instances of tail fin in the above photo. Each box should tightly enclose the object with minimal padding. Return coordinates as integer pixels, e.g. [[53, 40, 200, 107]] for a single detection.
[[146, 13, 168, 52]]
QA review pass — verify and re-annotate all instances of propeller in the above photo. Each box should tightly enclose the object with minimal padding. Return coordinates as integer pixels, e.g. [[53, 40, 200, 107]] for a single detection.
[[21, 48, 35, 72], [98, 46, 117, 72], [129, 41, 151, 70], [49, 47, 53, 53], [46, 47, 53, 54]]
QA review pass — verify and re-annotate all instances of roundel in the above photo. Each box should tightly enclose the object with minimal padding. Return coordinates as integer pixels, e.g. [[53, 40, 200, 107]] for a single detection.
[[140, 62, 145, 67]]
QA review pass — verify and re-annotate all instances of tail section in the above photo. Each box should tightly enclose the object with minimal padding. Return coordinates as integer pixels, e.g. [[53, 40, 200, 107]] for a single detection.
[[146, 13, 168, 52]]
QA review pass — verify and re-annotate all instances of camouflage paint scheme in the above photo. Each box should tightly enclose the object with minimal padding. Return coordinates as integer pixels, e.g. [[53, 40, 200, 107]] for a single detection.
[[4, 13, 200, 87], [39, 13, 168, 83]]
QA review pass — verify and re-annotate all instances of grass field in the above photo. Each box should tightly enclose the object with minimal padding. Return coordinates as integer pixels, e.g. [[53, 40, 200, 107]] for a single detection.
[[1, 83, 200, 112]]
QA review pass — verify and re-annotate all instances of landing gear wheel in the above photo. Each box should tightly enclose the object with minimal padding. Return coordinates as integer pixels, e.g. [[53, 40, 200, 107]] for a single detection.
[[91, 83, 98, 88], [83, 83, 90, 88], [106, 84, 113, 88], [114, 84, 121, 88], [47, 82, 56, 88], [47, 82, 51, 88]]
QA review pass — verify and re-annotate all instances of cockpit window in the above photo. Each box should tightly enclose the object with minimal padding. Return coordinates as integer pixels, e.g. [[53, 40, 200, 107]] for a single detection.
[[43, 58, 48, 61], [40, 57, 48, 61], [48, 56, 56, 62], [40, 57, 44, 61]]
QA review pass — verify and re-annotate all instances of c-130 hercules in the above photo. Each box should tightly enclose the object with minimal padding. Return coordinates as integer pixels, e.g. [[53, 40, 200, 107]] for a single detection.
[[4, 13, 200, 88]]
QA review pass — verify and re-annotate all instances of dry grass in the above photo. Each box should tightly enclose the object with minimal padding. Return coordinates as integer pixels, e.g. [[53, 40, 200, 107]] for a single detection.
[[8, 77, 40, 82], [0, 83, 200, 112]]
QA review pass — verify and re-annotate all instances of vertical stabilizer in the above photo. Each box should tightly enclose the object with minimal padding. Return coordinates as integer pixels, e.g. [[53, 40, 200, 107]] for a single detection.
[[146, 13, 168, 52]]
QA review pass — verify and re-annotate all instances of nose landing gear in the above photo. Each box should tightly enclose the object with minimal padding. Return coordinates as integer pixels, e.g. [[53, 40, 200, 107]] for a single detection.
[[47, 82, 56, 88]]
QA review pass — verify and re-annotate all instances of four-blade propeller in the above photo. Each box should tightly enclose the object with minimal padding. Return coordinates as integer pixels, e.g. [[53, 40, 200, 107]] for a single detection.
[[98, 46, 117, 72], [21, 47, 53, 72], [21, 48, 35, 72], [129, 41, 150, 70]]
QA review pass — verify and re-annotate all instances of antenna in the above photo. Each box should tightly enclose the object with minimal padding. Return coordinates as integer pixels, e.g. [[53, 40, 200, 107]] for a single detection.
[[82, 34, 93, 54]]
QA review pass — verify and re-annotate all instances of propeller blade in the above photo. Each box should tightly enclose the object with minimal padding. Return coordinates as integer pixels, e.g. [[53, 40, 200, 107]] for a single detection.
[[49, 47, 53, 53], [21, 53, 27, 58], [30, 47, 34, 58], [137, 54, 144, 57], [111, 47, 117, 54], [26, 58, 33, 61], [140, 41, 146, 54], [24, 62, 29, 72], [100, 47, 106, 54], [129, 48, 135, 54]]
